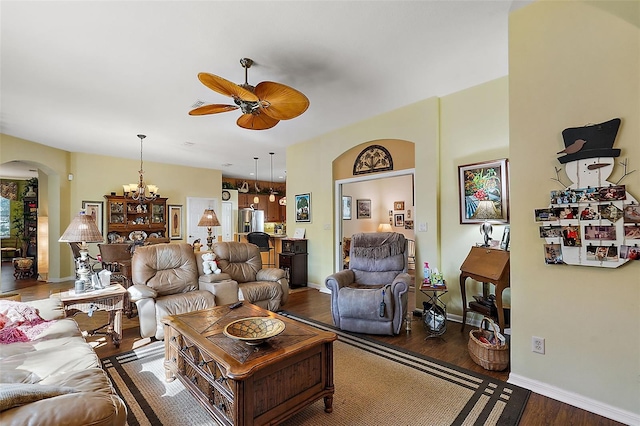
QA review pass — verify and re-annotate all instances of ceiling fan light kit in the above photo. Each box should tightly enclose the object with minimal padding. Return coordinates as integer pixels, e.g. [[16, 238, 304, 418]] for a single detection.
[[189, 58, 309, 130]]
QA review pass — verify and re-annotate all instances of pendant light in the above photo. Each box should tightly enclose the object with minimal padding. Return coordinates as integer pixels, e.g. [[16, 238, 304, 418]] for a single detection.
[[269, 152, 275, 202], [253, 157, 260, 204]]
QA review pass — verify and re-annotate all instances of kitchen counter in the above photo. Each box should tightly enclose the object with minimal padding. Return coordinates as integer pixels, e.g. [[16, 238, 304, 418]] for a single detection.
[[235, 232, 288, 240], [234, 233, 288, 268]]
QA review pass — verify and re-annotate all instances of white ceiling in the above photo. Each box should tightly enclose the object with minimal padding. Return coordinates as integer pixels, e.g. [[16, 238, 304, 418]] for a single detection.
[[0, 1, 532, 181]]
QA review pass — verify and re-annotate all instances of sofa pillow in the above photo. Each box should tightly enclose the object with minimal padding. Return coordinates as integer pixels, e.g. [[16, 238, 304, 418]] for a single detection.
[[0, 383, 77, 412]]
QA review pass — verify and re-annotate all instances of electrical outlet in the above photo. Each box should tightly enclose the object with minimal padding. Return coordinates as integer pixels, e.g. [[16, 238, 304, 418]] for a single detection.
[[532, 336, 545, 354]]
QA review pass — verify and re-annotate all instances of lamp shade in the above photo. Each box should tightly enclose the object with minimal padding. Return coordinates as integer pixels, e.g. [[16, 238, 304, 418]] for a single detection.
[[59, 212, 103, 243], [377, 223, 393, 233], [197, 209, 220, 227]]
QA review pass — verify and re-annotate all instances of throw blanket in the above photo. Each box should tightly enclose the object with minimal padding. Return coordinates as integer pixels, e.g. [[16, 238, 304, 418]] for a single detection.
[[0, 300, 55, 344], [352, 232, 405, 259]]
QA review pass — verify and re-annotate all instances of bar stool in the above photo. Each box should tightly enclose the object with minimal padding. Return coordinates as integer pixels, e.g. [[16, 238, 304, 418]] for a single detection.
[[247, 232, 275, 267]]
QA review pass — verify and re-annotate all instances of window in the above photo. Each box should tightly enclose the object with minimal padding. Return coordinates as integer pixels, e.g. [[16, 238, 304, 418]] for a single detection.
[[0, 197, 10, 238]]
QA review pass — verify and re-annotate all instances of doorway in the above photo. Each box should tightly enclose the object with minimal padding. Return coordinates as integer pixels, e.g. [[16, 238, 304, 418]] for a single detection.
[[334, 169, 416, 308]]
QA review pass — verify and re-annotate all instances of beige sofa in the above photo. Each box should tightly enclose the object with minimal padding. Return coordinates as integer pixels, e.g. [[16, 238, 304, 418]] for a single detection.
[[0, 298, 126, 426], [128, 242, 289, 340]]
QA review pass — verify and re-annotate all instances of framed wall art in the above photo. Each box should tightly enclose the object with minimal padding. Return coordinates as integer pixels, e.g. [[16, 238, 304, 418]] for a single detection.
[[394, 201, 405, 210], [394, 214, 404, 227], [458, 158, 509, 224], [82, 201, 103, 234], [356, 199, 371, 219], [295, 193, 311, 222], [168, 205, 183, 240], [342, 196, 352, 220]]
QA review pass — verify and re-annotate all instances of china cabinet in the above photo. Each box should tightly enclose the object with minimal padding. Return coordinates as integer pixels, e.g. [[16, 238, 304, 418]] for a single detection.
[[104, 195, 167, 243]]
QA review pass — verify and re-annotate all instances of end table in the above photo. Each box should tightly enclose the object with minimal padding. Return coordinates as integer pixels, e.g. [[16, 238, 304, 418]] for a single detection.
[[52, 284, 126, 347], [420, 283, 448, 339]]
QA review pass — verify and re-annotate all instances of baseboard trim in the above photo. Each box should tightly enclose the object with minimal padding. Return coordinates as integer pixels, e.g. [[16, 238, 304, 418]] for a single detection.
[[508, 373, 639, 425], [46, 275, 74, 283]]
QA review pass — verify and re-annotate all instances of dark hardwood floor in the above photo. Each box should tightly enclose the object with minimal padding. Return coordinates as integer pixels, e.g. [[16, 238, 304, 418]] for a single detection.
[[1, 261, 622, 425]]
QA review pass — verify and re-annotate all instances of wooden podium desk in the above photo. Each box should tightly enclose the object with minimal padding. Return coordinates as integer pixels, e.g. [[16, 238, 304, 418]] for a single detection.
[[459, 246, 510, 332]]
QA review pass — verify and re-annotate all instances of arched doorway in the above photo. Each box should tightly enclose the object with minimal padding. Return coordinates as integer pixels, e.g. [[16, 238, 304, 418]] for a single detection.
[[0, 160, 61, 287]]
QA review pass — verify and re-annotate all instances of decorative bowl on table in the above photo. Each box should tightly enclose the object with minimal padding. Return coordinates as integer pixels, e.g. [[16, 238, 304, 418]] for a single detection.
[[223, 317, 286, 345]]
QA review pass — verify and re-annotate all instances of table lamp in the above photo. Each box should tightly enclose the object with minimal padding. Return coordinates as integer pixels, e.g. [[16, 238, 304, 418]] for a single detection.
[[59, 211, 104, 292], [197, 209, 220, 251], [377, 223, 393, 232]]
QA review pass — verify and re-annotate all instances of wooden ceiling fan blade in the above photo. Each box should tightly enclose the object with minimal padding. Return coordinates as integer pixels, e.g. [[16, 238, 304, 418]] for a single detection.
[[237, 113, 279, 130], [189, 104, 238, 116], [197, 72, 259, 102], [255, 81, 310, 120]]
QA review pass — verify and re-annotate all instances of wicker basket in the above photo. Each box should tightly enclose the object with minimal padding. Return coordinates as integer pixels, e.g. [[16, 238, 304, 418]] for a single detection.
[[468, 317, 509, 371]]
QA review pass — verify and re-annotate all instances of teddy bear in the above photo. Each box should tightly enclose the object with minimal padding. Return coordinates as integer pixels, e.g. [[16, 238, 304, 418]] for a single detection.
[[202, 252, 221, 275]]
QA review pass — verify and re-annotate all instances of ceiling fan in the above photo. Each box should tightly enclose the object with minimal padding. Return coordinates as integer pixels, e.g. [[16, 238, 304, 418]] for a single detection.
[[189, 58, 310, 130]]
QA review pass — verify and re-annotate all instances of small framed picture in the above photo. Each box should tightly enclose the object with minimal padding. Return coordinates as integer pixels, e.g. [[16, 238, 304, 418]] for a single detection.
[[342, 196, 352, 220], [82, 201, 103, 235], [295, 193, 311, 222], [356, 199, 371, 219], [404, 220, 414, 230], [168, 205, 183, 240], [394, 201, 405, 211], [394, 214, 404, 227]]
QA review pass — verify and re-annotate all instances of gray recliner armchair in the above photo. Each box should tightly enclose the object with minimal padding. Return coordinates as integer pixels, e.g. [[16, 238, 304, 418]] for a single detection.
[[325, 232, 411, 335]]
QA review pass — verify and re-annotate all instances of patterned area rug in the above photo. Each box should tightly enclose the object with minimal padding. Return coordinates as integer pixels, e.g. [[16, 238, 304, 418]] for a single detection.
[[102, 313, 529, 426]]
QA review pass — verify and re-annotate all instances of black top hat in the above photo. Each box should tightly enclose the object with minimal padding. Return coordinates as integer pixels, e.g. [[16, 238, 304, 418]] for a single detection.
[[557, 118, 621, 164]]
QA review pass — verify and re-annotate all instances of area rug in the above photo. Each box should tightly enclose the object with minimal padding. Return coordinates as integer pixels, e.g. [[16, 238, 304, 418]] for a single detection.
[[101, 313, 529, 426]]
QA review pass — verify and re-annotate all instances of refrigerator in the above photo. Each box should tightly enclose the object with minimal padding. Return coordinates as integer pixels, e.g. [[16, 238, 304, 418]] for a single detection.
[[239, 208, 264, 233]]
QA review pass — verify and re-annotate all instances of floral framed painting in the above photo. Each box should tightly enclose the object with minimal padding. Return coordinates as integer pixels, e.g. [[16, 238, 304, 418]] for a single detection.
[[458, 159, 509, 224], [295, 193, 311, 222]]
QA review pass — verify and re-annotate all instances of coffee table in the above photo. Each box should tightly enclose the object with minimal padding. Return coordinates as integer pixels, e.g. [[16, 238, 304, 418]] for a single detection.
[[162, 303, 337, 426]]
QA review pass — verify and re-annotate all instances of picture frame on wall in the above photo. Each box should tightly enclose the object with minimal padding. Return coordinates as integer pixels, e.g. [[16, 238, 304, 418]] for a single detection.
[[394, 214, 404, 227], [458, 158, 509, 224], [168, 205, 183, 240], [295, 193, 311, 222], [356, 199, 371, 219], [82, 201, 103, 234], [394, 201, 405, 211], [342, 196, 352, 220]]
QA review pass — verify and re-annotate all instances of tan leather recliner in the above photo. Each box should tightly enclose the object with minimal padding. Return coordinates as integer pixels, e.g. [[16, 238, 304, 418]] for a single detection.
[[212, 242, 289, 311], [127, 243, 218, 340]]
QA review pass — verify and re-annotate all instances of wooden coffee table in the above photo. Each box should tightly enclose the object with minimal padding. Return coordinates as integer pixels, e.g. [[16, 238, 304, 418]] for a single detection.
[[162, 303, 336, 426]]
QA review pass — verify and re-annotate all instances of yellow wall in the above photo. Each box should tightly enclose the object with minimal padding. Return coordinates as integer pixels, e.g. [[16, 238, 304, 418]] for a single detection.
[[0, 135, 223, 281], [509, 0, 639, 418], [439, 77, 510, 319], [286, 98, 440, 288]]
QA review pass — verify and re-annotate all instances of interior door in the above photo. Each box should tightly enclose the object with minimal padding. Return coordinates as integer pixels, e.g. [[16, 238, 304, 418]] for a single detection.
[[186, 197, 218, 245], [221, 201, 233, 241]]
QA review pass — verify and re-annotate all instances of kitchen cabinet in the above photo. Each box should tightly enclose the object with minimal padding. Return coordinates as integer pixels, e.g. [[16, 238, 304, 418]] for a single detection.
[[104, 195, 167, 243]]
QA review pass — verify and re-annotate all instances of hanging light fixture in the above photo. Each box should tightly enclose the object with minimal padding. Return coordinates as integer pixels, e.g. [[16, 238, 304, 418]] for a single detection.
[[269, 152, 276, 202], [123, 134, 158, 202], [253, 157, 260, 204]]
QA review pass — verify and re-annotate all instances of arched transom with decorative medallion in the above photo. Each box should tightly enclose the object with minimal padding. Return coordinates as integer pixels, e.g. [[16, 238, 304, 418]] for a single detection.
[[353, 144, 393, 175]]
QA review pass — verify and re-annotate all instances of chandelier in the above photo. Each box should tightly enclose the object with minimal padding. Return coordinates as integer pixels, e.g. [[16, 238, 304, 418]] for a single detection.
[[123, 134, 159, 202]]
